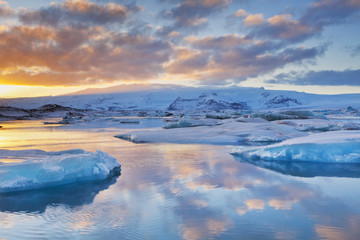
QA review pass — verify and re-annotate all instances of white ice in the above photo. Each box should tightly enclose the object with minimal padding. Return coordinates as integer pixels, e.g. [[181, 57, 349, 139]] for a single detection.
[[116, 119, 307, 145], [163, 118, 220, 129], [232, 131, 360, 163], [274, 119, 360, 132], [0, 149, 120, 193]]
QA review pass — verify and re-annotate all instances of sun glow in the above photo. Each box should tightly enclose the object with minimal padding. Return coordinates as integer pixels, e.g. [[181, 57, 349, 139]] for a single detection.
[[0, 85, 87, 98], [0, 85, 17, 97]]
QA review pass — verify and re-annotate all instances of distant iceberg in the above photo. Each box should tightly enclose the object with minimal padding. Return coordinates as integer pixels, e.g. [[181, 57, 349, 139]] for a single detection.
[[115, 119, 306, 145], [232, 131, 360, 163], [0, 149, 121, 193]]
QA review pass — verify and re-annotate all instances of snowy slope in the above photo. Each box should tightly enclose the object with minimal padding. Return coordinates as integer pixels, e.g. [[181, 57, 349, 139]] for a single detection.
[[0, 85, 359, 111]]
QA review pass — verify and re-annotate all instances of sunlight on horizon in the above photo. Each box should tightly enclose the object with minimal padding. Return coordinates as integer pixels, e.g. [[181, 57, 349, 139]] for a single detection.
[[0, 85, 86, 98]]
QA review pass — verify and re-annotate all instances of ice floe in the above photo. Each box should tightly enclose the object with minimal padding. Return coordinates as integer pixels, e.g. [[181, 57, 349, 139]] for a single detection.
[[0, 149, 120, 193], [115, 119, 307, 145], [275, 119, 360, 132], [232, 131, 360, 163]]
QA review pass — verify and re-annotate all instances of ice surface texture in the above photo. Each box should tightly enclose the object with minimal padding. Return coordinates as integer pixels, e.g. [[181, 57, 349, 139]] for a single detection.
[[116, 119, 307, 145], [0, 149, 120, 193], [232, 131, 360, 163]]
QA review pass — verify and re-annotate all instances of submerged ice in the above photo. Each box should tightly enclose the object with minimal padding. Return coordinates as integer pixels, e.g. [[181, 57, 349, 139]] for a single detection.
[[0, 149, 120, 193], [232, 131, 360, 163]]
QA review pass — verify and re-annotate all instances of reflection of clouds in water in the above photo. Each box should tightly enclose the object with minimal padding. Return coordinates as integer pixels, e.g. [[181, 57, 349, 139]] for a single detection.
[[315, 224, 346, 240], [268, 199, 293, 210], [180, 217, 232, 240], [245, 199, 265, 210], [0, 213, 14, 229], [138, 144, 360, 239], [2, 122, 360, 240]]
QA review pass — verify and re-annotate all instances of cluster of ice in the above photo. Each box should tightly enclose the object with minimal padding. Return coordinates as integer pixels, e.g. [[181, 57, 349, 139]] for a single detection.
[[0, 149, 120, 193], [247, 110, 326, 121], [275, 119, 360, 132], [116, 119, 307, 145], [163, 118, 220, 129], [232, 131, 360, 163]]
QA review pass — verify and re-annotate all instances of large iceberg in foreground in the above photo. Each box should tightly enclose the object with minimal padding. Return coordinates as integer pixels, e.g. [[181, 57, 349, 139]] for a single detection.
[[232, 131, 360, 163], [0, 149, 120, 193]]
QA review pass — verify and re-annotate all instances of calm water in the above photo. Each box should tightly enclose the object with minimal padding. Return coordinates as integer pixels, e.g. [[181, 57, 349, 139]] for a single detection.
[[1, 119, 360, 240]]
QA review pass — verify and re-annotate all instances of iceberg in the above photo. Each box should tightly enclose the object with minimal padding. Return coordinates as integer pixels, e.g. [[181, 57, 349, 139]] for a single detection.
[[275, 119, 360, 132], [115, 119, 307, 145], [0, 149, 121, 193], [163, 118, 220, 129], [232, 131, 360, 163]]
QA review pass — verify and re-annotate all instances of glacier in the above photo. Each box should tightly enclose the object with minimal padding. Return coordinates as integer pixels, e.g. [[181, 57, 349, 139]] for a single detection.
[[0, 149, 121, 193], [231, 131, 360, 163], [1, 85, 360, 112]]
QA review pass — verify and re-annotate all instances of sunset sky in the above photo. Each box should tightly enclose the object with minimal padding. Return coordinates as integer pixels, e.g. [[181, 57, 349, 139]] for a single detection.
[[0, 0, 359, 97]]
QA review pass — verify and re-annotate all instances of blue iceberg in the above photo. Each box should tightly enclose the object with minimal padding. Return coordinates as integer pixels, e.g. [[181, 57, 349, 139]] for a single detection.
[[0, 149, 121, 193], [232, 131, 360, 163]]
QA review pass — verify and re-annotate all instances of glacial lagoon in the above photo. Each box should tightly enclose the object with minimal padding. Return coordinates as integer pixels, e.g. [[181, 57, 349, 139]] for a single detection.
[[1, 118, 360, 240]]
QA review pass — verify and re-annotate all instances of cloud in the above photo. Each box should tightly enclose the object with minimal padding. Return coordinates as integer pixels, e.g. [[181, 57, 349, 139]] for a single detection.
[[244, 0, 360, 44], [0, 25, 173, 86], [18, 0, 130, 27], [166, 39, 325, 84], [247, 14, 317, 43], [0, 0, 14, 17], [243, 13, 264, 26], [158, 0, 232, 34], [301, 0, 360, 27], [1, 0, 358, 88], [232, 8, 247, 18], [185, 34, 252, 49], [268, 69, 360, 86], [349, 44, 360, 57]]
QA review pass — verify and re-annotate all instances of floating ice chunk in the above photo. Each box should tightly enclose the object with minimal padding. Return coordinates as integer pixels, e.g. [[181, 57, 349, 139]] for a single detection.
[[115, 119, 306, 145], [236, 117, 269, 123], [163, 118, 219, 129], [275, 119, 360, 132], [0, 149, 120, 193], [232, 131, 360, 163]]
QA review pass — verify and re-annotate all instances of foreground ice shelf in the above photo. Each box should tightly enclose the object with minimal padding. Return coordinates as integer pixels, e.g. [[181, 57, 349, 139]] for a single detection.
[[232, 131, 360, 163], [0, 149, 121, 193]]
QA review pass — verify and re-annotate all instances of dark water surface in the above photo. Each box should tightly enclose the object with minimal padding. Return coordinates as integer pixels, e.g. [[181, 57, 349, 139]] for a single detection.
[[1, 119, 360, 239]]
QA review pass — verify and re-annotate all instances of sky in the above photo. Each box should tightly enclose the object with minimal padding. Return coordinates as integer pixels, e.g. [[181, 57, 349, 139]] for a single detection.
[[0, 0, 359, 97]]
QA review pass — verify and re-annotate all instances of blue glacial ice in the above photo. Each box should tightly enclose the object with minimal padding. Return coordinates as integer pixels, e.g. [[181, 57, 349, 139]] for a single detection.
[[0, 149, 120, 193], [232, 131, 360, 163]]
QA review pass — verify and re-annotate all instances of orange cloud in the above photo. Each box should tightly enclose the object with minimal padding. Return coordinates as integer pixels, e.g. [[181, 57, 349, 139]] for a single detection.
[[232, 9, 247, 18], [245, 199, 265, 210], [243, 13, 264, 26], [266, 14, 314, 40], [0, 25, 172, 86]]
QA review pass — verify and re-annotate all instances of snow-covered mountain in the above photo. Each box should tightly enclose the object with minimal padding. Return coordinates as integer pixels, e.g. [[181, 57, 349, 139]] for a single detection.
[[168, 93, 250, 111], [0, 85, 359, 111]]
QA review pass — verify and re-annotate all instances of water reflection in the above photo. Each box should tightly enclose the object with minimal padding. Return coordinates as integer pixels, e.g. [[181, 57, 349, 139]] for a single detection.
[[1, 119, 360, 239], [0, 176, 119, 213], [233, 155, 360, 178]]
